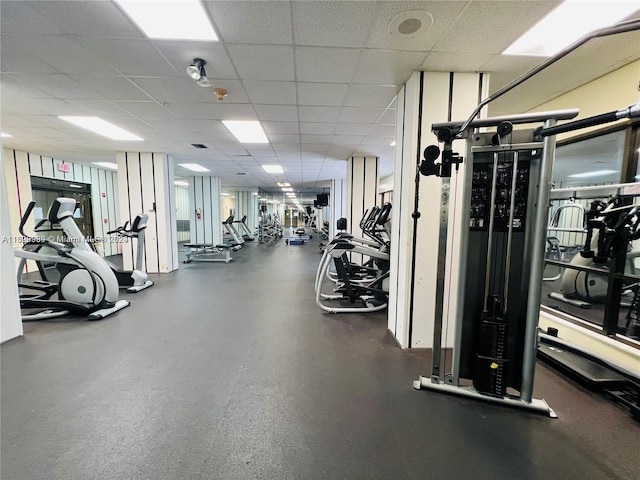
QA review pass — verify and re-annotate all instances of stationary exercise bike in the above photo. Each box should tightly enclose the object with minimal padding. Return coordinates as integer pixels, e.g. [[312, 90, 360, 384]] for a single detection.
[[15, 197, 130, 320]]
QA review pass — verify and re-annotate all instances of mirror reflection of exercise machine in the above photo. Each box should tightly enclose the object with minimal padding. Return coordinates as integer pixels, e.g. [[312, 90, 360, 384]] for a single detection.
[[31, 176, 94, 239]]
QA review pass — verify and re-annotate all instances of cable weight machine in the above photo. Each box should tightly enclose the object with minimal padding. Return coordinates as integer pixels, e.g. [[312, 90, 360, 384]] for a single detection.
[[411, 17, 640, 416]]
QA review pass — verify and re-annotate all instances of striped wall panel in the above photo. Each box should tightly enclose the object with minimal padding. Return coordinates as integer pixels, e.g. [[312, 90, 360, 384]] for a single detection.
[[3, 147, 121, 269], [175, 186, 191, 242], [387, 71, 485, 349], [116, 152, 178, 273], [188, 176, 222, 246]]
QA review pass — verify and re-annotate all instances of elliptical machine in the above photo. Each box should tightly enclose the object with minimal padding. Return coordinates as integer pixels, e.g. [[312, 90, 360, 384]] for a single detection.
[[15, 198, 130, 321], [102, 214, 154, 293]]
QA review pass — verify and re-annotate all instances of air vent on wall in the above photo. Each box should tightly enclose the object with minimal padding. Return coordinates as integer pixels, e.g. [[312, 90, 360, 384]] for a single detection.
[[191, 143, 208, 149]]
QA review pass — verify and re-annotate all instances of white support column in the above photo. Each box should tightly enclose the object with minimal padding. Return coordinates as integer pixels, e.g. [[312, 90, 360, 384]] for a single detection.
[[329, 178, 347, 239], [116, 152, 179, 273], [1, 146, 23, 343], [234, 189, 258, 232], [347, 156, 379, 237], [388, 71, 488, 348], [188, 176, 223, 246]]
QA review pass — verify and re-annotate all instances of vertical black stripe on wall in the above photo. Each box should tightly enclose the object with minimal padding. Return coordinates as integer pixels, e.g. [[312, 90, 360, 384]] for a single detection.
[[349, 158, 354, 233], [477, 73, 484, 105], [374, 158, 379, 206], [395, 89, 408, 337], [125, 153, 134, 265], [200, 176, 205, 244], [137, 153, 149, 271], [13, 150, 22, 216], [191, 176, 197, 243], [448, 72, 454, 122], [407, 71, 426, 348], [362, 158, 366, 239], [151, 154, 160, 272], [51, 158, 55, 178], [27, 153, 32, 174]]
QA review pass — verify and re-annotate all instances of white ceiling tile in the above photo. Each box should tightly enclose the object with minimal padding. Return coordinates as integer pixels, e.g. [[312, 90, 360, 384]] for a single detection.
[[153, 42, 237, 80], [268, 134, 301, 144], [378, 109, 397, 124], [298, 106, 341, 123], [71, 75, 152, 102], [255, 105, 298, 122], [352, 50, 427, 85], [422, 52, 495, 72], [369, 124, 396, 137], [113, 101, 170, 119], [128, 77, 208, 103], [10, 73, 102, 99], [332, 135, 365, 145], [0, 38, 61, 74], [167, 103, 256, 120], [301, 134, 334, 144], [1, 2, 62, 34], [434, 1, 558, 55], [334, 123, 373, 135], [33, 1, 142, 37], [365, 1, 468, 51], [292, 1, 377, 48], [297, 83, 349, 106], [360, 135, 394, 146], [81, 38, 177, 77], [295, 47, 361, 83], [344, 84, 398, 108], [63, 99, 131, 117], [227, 45, 294, 81], [338, 107, 385, 124], [299, 123, 335, 135], [243, 81, 296, 105], [262, 122, 299, 134], [206, 1, 292, 44], [4, 34, 117, 75]]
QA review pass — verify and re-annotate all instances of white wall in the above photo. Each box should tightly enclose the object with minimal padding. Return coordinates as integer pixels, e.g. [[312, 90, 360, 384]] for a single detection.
[[0, 146, 23, 343], [175, 186, 190, 242], [2, 148, 120, 256], [529, 59, 640, 139]]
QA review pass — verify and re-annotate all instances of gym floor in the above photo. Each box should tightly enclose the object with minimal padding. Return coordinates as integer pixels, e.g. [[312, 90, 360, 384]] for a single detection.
[[2, 235, 639, 480]]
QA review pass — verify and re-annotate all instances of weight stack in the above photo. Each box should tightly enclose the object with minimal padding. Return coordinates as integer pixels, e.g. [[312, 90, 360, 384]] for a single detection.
[[473, 318, 509, 396]]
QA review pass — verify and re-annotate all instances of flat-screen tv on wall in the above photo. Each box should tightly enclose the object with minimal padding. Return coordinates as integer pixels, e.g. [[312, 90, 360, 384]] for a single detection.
[[316, 193, 329, 207]]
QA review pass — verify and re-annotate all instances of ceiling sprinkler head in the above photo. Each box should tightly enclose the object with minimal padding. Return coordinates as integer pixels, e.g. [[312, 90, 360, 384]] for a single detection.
[[213, 88, 228, 101]]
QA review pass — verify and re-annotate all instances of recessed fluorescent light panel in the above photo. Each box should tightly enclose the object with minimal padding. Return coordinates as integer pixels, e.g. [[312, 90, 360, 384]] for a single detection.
[[281, 187, 293, 192], [179, 163, 210, 172], [389, 140, 396, 146], [1, 132, 13, 138], [277, 182, 290, 187], [59, 116, 143, 141], [263, 165, 284, 174], [568, 169, 619, 179], [221, 192, 230, 196], [114, 0, 218, 41], [503, 0, 640, 56], [174, 180, 189, 186], [92, 162, 118, 171], [222, 120, 269, 144]]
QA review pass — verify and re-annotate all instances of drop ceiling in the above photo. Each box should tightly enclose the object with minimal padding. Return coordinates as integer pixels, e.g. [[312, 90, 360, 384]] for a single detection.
[[1, 1, 638, 192]]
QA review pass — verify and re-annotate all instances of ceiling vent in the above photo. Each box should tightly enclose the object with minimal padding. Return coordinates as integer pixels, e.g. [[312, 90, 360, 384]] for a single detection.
[[191, 143, 208, 149]]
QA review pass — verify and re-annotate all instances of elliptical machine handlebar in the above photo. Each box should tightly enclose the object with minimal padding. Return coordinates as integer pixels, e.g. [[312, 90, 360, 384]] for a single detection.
[[18, 201, 37, 237]]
